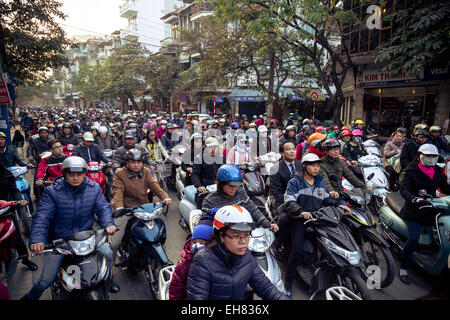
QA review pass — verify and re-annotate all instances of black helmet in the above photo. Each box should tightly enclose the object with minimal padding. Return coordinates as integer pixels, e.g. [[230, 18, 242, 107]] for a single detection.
[[123, 130, 135, 139], [323, 139, 341, 150], [429, 125, 442, 133], [396, 127, 407, 133], [62, 123, 71, 129], [125, 148, 143, 161]]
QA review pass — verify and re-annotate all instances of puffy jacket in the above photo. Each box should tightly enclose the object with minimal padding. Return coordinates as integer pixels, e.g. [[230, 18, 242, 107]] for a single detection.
[[140, 139, 169, 162], [169, 238, 194, 300], [0, 145, 27, 167], [400, 139, 421, 170], [27, 138, 49, 158], [97, 135, 117, 151], [191, 154, 225, 188], [319, 155, 365, 193], [29, 176, 114, 245], [160, 131, 182, 152], [58, 133, 80, 147], [428, 135, 450, 154], [156, 126, 166, 140], [72, 142, 108, 164], [36, 154, 67, 181], [186, 243, 284, 300]]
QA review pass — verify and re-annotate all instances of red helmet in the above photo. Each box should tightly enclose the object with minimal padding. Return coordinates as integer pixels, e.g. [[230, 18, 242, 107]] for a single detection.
[[341, 129, 351, 137], [315, 126, 327, 133], [270, 119, 278, 125]]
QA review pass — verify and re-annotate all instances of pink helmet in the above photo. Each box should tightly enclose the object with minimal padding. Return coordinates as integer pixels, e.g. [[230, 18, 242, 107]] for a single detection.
[[351, 129, 363, 136]]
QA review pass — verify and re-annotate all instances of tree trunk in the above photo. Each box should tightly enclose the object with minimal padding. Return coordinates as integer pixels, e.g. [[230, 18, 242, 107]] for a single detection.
[[266, 50, 275, 120], [126, 91, 138, 110]]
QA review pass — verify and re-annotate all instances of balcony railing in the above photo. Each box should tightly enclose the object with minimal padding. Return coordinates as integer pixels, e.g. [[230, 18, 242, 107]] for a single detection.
[[120, 24, 139, 40], [120, 0, 138, 19]]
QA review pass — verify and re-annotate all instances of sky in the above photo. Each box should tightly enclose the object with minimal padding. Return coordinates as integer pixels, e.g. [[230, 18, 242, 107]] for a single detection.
[[58, 0, 166, 48]]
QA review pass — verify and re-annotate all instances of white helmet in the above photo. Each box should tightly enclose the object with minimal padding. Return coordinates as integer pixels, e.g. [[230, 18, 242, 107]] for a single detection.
[[82, 132, 95, 142], [98, 126, 108, 135], [258, 125, 268, 133], [205, 137, 219, 147], [213, 205, 254, 232], [418, 143, 439, 156], [161, 120, 168, 125], [301, 153, 322, 165]]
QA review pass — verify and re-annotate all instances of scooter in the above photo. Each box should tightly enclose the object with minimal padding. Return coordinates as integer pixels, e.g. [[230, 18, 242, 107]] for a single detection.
[[0, 201, 20, 283], [86, 162, 106, 194], [113, 202, 170, 300], [7, 166, 33, 236], [178, 184, 216, 235], [63, 144, 75, 157], [363, 139, 381, 157], [379, 190, 450, 276], [34, 229, 112, 300], [238, 162, 266, 213], [275, 203, 372, 300], [338, 188, 395, 288]]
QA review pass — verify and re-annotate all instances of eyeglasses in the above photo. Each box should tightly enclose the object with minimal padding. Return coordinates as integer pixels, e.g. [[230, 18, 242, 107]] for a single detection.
[[224, 232, 251, 242]]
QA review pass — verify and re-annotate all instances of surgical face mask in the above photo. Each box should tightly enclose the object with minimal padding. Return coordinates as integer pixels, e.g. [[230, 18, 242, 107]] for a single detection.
[[353, 137, 361, 143], [161, 125, 166, 129], [192, 242, 206, 254], [420, 154, 438, 167]]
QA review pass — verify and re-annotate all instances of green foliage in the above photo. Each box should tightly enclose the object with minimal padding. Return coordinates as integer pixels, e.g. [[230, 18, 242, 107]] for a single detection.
[[376, 0, 450, 73], [0, 0, 71, 85]]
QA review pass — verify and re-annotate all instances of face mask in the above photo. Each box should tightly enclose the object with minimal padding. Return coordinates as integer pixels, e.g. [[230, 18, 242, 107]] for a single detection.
[[353, 137, 361, 143], [192, 242, 206, 254], [420, 154, 438, 167], [161, 125, 166, 129], [250, 128, 255, 132]]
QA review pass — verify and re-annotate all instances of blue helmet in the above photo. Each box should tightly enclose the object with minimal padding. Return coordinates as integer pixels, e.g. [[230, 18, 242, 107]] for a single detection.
[[217, 164, 242, 186], [231, 122, 240, 129]]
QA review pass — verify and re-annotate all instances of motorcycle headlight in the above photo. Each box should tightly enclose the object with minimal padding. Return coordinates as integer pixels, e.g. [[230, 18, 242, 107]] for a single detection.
[[88, 165, 100, 171], [68, 235, 96, 256], [104, 151, 112, 157], [134, 208, 163, 221], [55, 247, 73, 255], [324, 239, 361, 265], [248, 229, 272, 253]]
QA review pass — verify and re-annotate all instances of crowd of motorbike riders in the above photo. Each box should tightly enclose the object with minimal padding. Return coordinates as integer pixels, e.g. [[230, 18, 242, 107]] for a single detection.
[[0, 105, 449, 300]]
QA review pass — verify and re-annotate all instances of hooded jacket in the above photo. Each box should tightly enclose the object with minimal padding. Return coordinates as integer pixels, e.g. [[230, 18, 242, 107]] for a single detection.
[[29, 176, 114, 245], [169, 238, 194, 300]]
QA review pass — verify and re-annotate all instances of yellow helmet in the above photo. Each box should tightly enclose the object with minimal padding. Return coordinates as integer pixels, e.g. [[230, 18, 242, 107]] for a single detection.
[[354, 119, 364, 125]]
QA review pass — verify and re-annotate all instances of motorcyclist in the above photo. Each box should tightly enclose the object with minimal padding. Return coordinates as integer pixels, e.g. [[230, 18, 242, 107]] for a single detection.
[[201, 164, 278, 232], [72, 132, 111, 166], [156, 119, 168, 140], [35, 139, 67, 186], [97, 126, 117, 151], [0, 132, 33, 168], [249, 125, 271, 159], [68, 117, 80, 135], [283, 153, 351, 296], [186, 205, 287, 300], [279, 125, 298, 147], [140, 128, 169, 163], [427, 125, 450, 155], [342, 129, 368, 165], [112, 130, 155, 170], [161, 123, 182, 154], [400, 128, 428, 171], [58, 123, 80, 147], [226, 134, 254, 165], [181, 133, 203, 186], [27, 126, 50, 164], [398, 144, 450, 284], [22, 156, 118, 300], [171, 113, 185, 128]]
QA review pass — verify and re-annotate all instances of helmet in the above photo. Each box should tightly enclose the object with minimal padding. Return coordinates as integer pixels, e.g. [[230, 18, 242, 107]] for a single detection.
[[190, 132, 202, 141], [418, 143, 439, 156], [414, 129, 428, 137], [341, 125, 350, 131], [166, 123, 175, 129], [270, 119, 278, 125], [47, 123, 55, 128], [213, 205, 254, 232], [62, 156, 87, 174], [301, 153, 322, 165], [303, 118, 310, 125], [413, 124, 428, 135], [315, 126, 326, 133], [82, 132, 95, 141], [259, 114, 264, 118], [212, 120, 219, 125], [308, 132, 327, 145], [217, 164, 243, 186], [285, 125, 296, 132], [129, 123, 138, 128], [0, 132, 6, 139], [161, 120, 168, 125], [258, 125, 268, 133], [123, 130, 135, 139], [341, 129, 351, 137], [429, 125, 442, 133], [354, 119, 364, 125], [396, 127, 408, 133], [98, 126, 108, 135], [351, 129, 363, 136], [219, 119, 226, 123], [38, 126, 49, 133], [231, 122, 240, 129], [298, 116, 303, 121], [249, 123, 256, 128], [323, 139, 341, 150], [253, 115, 257, 119], [126, 148, 143, 161], [205, 137, 219, 147]]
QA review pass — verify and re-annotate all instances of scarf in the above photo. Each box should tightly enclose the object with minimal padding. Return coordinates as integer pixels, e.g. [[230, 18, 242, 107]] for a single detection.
[[418, 162, 435, 180]]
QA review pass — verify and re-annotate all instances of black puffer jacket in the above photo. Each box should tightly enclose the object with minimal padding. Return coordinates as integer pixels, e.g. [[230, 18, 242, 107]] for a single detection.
[[58, 133, 80, 147], [191, 154, 225, 188], [186, 242, 285, 300], [399, 161, 450, 226]]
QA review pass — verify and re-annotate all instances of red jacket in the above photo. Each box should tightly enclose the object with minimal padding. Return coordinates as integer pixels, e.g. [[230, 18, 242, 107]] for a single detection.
[[308, 145, 326, 158], [296, 141, 305, 161], [254, 118, 264, 127], [36, 155, 67, 181], [169, 238, 194, 300]]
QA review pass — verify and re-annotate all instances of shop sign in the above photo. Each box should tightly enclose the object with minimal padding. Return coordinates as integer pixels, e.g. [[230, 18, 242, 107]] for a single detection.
[[0, 81, 11, 104], [215, 97, 224, 103], [362, 69, 423, 85]]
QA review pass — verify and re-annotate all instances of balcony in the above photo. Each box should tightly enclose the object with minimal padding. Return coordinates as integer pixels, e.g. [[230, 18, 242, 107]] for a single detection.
[[191, 2, 214, 22], [120, 0, 138, 19], [120, 24, 139, 41]]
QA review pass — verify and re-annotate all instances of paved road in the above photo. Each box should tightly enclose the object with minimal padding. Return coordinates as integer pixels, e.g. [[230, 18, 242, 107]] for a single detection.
[[6, 187, 436, 300]]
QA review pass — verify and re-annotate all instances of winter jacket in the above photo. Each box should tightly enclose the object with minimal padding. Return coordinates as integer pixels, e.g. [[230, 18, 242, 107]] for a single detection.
[[0, 168, 22, 201], [284, 170, 342, 217], [58, 133, 80, 147], [186, 243, 284, 300], [169, 238, 194, 300], [270, 159, 302, 207], [254, 118, 264, 128], [342, 142, 367, 162], [111, 167, 168, 210], [399, 161, 450, 226], [29, 176, 114, 245], [0, 145, 27, 167], [202, 186, 272, 228], [171, 119, 185, 128], [383, 140, 404, 160], [81, 121, 92, 132], [72, 142, 108, 164], [27, 138, 49, 158], [428, 135, 450, 154], [191, 154, 225, 188], [279, 135, 298, 148], [139, 139, 169, 162], [400, 139, 421, 170], [156, 126, 166, 140], [97, 135, 117, 151], [160, 131, 182, 152], [226, 147, 253, 165], [319, 155, 366, 193], [112, 144, 154, 170], [36, 154, 67, 181]]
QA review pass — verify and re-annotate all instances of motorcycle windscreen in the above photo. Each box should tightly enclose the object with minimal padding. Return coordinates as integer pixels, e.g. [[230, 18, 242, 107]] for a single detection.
[[362, 167, 387, 188], [244, 172, 265, 195], [130, 219, 166, 244]]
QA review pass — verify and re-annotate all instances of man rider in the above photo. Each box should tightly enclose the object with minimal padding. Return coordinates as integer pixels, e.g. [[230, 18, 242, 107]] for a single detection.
[[72, 132, 111, 166], [97, 126, 117, 151], [161, 123, 182, 153], [0, 132, 34, 168], [112, 130, 154, 170], [400, 129, 428, 171], [428, 126, 450, 155], [22, 156, 118, 300], [27, 127, 50, 163], [58, 123, 80, 147]]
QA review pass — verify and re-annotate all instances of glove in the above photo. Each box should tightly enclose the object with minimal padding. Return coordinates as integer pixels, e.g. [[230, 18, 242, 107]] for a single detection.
[[113, 207, 131, 218], [411, 197, 431, 206], [207, 208, 218, 216]]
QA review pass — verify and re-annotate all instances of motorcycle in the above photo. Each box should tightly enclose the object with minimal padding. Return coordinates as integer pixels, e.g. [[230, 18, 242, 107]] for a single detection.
[[178, 184, 216, 235], [338, 188, 396, 288], [238, 162, 266, 213], [379, 190, 450, 276], [102, 149, 115, 202], [33, 229, 112, 300], [113, 202, 170, 299], [7, 166, 33, 236], [86, 161, 106, 194], [0, 201, 20, 283], [63, 144, 75, 157], [275, 203, 372, 300], [363, 138, 381, 157]]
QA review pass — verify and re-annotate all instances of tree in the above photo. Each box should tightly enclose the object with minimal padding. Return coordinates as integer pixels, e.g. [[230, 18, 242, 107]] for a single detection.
[[15, 81, 58, 106], [0, 0, 71, 85], [77, 63, 109, 107], [211, 0, 361, 122], [376, 0, 450, 73]]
